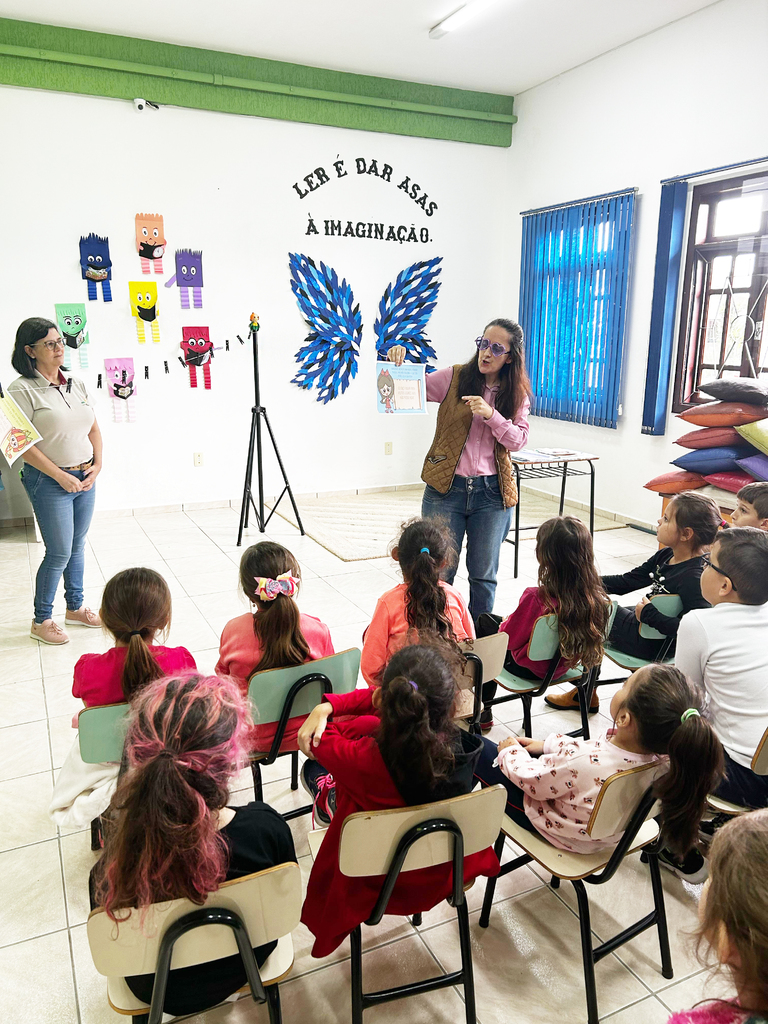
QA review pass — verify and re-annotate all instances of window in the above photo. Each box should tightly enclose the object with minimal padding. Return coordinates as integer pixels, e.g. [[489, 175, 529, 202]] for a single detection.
[[673, 172, 768, 410], [519, 189, 635, 429]]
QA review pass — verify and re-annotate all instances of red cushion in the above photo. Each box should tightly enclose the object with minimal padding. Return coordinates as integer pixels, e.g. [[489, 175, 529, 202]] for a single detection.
[[678, 402, 768, 427], [702, 470, 754, 493], [674, 426, 742, 449], [644, 471, 707, 494]]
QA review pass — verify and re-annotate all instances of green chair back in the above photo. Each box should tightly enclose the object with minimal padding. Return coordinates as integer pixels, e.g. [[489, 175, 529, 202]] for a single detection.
[[247, 648, 361, 726], [527, 614, 560, 662], [78, 703, 130, 764], [638, 594, 683, 641]]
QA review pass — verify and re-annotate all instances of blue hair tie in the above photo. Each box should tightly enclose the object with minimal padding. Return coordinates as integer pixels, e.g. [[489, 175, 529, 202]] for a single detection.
[[420, 547, 430, 554]]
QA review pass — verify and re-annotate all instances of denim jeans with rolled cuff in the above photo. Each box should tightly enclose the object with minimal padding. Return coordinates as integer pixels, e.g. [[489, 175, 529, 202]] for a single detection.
[[21, 464, 96, 623], [421, 474, 513, 626]]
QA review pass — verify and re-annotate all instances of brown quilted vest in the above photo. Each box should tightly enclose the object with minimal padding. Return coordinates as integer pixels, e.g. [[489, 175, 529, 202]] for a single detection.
[[421, 365, 519, 509]]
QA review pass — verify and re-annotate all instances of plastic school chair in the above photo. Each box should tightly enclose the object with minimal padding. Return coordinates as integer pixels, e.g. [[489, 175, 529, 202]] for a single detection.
[[306, 785, 507, 1024], [87, 861, 302, 1024], [707, 725, 768, 816], [602, 594, 683, 672], [78, 702, 130, 850], [479, 761, 671, 1024], [247, 648, 360, 820], [455, 633, 508, 733]]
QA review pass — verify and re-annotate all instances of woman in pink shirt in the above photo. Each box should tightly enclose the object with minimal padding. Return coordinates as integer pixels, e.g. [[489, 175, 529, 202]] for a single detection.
[[388, 318, 531, 624], [361, 517, 474, 687], [216, 541, 334, 752]]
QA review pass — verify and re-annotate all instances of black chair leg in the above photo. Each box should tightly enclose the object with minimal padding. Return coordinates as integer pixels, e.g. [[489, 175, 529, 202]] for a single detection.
[[411, 913, 422, 926], [350, 925, 364, 1024], [291, 750, 299, 791], [577, 682, 591, 742], [521, 695, 532, 738], [133, 1016, 149, 1024], [550, 875, 560, 889], [456, 898, 477, 1024], [265, 982, 282, 1024], [90, 816, 102, 851], [572, 879, 599, 1024], [479, 832, 505, 928], [251, 760, 264, 802], [647, 850, 674, 979]]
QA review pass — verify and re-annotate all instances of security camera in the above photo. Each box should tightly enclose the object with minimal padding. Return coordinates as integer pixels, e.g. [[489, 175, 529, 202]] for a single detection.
[[134, 98, 146, 111]]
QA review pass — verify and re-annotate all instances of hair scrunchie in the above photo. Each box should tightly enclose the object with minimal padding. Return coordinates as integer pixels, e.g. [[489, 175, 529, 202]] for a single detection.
[[254, 571, 299, 601]]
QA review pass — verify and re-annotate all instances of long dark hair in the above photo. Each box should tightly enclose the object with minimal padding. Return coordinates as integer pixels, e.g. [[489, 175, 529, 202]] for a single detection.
[[536, 517, 609, 669], [99, 568, 172, 701], [395, 518, 459, 642], [377, 642, 460, 804], [239, 541, 310, 674], [455, 318, 531, 421], [11, 317, 59, 378], [95, 674, 251, 920], [621, 664, 724, 858]]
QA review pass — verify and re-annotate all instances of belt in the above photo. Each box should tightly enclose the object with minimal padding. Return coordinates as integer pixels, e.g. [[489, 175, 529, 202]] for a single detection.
[[60, 459, 94, 471]]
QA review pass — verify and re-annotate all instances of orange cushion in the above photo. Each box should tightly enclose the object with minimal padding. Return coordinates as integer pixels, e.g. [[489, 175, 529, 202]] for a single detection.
[[674, 426, 742, 449], [644, 471, 707, 493], [678, 402, 768, 427]]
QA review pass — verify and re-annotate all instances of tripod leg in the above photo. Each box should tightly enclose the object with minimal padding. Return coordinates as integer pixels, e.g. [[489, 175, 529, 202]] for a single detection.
[[261, 408, 305, 534], [237, 407, 260, 546]]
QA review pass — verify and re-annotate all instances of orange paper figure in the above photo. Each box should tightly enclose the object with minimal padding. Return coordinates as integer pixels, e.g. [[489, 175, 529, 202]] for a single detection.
[[135, 213, 166, 274], [128, 281, 160, 343]]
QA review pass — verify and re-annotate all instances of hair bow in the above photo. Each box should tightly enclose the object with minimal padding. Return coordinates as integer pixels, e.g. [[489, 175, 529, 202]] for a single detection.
[[255, 571, 299, 601]]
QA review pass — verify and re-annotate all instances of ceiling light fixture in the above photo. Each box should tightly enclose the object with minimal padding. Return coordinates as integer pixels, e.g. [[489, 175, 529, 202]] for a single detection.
[[429, 0, 499, 40]]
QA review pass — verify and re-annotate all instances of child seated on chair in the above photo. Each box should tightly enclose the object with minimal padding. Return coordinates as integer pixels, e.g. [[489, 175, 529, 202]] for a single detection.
[[676, 527, 768, 816], [216, 541, 334, 752], [89, 674, 297, 1019], [361, 517, 474, 687], [731, 481, 768, 531], [474, 664, 723, 883], [667, 809, 768, 1024], [296, 641, 499, 958], [549, 490, 722, 714], [477, 516, 609, 731]]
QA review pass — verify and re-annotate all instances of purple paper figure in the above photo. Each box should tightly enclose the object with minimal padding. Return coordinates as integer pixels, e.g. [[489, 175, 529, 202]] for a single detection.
[[164, 249, 203, 309], [105, 357, 136, 423]]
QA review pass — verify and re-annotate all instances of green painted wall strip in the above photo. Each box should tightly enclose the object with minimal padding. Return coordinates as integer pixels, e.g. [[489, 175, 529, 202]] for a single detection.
[[0, 18, 516, 146]]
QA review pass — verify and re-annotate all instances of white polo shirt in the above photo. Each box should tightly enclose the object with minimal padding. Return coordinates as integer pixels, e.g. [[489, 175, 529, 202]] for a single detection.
[[8, 371, 95, 468]]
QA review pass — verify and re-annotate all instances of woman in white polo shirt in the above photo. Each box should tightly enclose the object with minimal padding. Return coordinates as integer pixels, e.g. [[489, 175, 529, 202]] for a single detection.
[[8, 318, 103, 645]]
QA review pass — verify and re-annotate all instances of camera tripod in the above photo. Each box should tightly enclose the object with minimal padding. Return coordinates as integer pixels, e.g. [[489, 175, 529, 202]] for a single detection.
[[236, 315, 304, 546]]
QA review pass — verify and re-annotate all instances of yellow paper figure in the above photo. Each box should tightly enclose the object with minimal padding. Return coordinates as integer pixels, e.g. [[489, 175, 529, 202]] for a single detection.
[[128, 281, 161, 343]]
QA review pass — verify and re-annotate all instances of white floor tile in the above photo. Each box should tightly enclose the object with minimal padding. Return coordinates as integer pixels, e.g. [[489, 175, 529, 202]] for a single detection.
[[0, 929, 78, 1024]]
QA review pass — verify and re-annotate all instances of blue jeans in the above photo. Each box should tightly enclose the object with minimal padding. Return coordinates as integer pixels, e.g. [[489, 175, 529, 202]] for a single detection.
[[21, 465, 96, 623], [421, 475, 512, 623]]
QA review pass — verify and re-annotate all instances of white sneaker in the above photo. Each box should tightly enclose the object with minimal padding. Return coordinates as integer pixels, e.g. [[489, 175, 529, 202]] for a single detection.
[[30, 619, 70, 645]]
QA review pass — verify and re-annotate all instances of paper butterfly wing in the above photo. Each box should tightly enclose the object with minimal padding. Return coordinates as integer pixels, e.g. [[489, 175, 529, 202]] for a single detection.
[[289, 253, 362, 404], [373, 257, 442, 370]]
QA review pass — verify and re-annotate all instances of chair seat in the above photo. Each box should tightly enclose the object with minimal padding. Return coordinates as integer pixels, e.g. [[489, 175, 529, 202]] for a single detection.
[[307, 827, 328, 861], [603, 646, 673, 671], [496, 665, 583, 693], [106, 933, 295, 1014], [499, 814, 660, 881], [707, 795, 747, 815]]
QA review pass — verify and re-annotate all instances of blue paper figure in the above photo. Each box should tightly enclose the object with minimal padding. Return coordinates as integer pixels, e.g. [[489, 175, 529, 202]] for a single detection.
[[79, 234, 112, 302]]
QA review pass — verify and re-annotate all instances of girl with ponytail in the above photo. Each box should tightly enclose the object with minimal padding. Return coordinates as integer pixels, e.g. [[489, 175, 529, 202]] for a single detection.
[[90, 674, 296, 1018], [216, 541, 334, 751], [361, 517, 474, 687], [297, 641, 499, 958], [72, 566, 195, 707], [475, 663, 724, 881]]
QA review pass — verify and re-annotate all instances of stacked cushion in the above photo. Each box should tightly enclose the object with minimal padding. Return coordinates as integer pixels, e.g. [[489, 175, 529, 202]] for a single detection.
[[671, 445, 755, 475], [699, 378, 768, 406], [703, 470, 755, 493], [675, 426, 742, 449], [678, 402, 768, 427], [736, 452, 768, 482], [735, 419, 768, 457], [644, 471, 708, 493]]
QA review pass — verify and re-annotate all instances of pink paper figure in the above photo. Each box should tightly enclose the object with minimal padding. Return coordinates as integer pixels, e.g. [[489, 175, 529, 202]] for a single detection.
[[180, 327, 213, 389], [135, 213, 166, 274], [105, 357, 136, 422]]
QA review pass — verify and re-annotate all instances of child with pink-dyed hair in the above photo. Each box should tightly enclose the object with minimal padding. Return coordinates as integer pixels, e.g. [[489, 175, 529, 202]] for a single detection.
[[666, 809, 768, 1024], [89, 674, 296, 1018]]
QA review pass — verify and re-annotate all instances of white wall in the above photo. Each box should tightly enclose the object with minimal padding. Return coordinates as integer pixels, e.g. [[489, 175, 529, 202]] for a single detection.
[[503, 0, 768, 525], [0, 85, 509, 517]]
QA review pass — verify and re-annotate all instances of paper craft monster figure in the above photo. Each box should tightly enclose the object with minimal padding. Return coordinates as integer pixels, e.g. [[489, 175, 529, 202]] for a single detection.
[[165, 249, 203, 309], [79, 234, 112, 301], [54, 303, 89, 370], [104, 357, 136, 423], [4, 426, 35, 462], [377, 368, 396, 413], [135, 213, 166, 274], [128, 282, 161, 344], [180, 327, 214, 389]]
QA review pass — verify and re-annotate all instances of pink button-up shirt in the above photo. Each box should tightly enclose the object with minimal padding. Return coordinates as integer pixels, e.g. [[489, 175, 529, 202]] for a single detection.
[[425, 366, 530, 477]]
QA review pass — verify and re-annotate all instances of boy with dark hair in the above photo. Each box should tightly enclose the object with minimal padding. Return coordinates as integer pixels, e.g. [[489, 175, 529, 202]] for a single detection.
[[676, 527, 768, 815], [732, 481, 768, 531]]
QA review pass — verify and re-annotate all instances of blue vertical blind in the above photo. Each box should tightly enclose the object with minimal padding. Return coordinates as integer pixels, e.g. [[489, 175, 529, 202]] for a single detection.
[[519, 189, 636, 429]]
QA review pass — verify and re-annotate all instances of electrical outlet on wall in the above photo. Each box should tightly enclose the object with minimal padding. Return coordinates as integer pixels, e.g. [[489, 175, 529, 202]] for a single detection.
[[193, 452, 203, 467], [384, 442, 393, 456]]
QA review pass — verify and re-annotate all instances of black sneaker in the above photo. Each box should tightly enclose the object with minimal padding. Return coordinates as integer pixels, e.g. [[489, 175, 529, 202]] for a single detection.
[[300, 760, 336, 827], [657, 846, 708, 883], [479, 708, 495, 733], [699, 813, 732, 843]]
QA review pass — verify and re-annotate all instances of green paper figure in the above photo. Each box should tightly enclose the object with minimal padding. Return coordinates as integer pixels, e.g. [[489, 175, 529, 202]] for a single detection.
[[55, 302, 90, 370]]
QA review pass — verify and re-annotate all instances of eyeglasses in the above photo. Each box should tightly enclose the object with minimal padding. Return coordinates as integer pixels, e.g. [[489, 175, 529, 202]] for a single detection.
[[36, 340, 65, 351], [475, 336, 510, 359], [701, 553, 737, 590]]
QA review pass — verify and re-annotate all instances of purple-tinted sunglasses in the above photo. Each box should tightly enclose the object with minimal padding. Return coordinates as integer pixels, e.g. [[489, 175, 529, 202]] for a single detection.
[[475, 336, 510, 358]]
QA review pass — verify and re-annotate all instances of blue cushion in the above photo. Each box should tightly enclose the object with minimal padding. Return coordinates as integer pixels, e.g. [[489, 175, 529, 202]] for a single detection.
[[671, 445, 756, 475]]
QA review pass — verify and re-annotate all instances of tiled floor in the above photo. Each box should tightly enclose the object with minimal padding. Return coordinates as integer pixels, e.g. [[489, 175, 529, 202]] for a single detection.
[[0, 508, 729, 1023]]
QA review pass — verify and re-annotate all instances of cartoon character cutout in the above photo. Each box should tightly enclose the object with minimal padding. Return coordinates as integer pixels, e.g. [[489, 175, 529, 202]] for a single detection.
[[180, 326, 214, 389], [79, 234, 112, 301], [165, 249, 203, 309], [377, 368, 396, 413], [128, 282, 160, 344], [104, 357, 136, 423], [54, 303, 89, 370], [135, 213, 166, 274], [4, 426, 34, 462]]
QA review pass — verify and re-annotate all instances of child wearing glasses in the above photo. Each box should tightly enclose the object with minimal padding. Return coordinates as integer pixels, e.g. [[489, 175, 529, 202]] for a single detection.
[[675, 527, 768, 817]]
